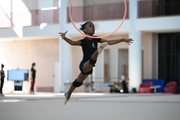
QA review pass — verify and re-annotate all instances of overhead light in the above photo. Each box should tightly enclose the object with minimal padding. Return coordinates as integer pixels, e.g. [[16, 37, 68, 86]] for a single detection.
[[40, 23, 47, 30], [41, 7, 58, 11]]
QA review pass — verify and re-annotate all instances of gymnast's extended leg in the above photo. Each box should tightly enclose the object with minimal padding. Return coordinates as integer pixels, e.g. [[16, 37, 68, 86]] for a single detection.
[[64, 43, 108, 104], [64, 73, 88, 104], [82, 42, 108, 73]]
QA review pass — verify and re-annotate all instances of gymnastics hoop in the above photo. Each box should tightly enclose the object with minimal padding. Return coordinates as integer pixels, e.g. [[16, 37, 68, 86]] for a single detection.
[[68, 0, 127, 38]]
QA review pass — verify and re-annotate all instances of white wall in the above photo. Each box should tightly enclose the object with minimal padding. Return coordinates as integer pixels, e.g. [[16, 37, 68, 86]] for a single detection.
[[0, 39, 59, 93], [1, 16, 180, 40], [137, 16, 180, 32]]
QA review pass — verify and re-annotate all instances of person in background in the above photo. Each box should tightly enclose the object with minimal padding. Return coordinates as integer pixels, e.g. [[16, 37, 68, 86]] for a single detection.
[[30, 63, 36, 94], [0, 64, 5, 96]]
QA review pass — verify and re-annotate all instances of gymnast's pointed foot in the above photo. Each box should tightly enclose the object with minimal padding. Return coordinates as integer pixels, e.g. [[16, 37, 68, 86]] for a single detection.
[[98, 42, 108, 53], [64, 92, 70, 105]]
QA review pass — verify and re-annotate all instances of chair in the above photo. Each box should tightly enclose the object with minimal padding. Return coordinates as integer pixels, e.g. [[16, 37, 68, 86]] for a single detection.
[[139, 82, 153, 93], [164, 81, 177, 93], [142, 79, 165, 92]]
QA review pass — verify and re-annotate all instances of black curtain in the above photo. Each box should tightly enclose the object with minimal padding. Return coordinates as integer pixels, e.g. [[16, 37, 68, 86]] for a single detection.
[[158, 33, 180, 93], [158, 0, 180, 16]]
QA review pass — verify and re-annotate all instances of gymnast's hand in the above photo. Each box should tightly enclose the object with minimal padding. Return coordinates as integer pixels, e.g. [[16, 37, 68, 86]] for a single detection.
[[59, 31, 68, 39], [123, 38, 133, 45]]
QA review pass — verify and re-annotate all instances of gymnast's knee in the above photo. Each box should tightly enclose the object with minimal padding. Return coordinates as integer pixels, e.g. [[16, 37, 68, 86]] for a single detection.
[[72, 79, 83, 87], [89, 58, 97, 65]]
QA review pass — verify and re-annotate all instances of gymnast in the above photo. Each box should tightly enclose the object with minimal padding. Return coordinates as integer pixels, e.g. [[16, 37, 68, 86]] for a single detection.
[[59, 21, 133, 104]]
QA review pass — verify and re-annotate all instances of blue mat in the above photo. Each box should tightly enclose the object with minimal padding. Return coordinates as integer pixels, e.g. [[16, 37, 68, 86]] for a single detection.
[[142, 79, 165, 93]]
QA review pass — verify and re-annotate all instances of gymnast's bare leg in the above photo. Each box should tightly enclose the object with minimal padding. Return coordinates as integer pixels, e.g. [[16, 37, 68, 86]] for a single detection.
[[64, 43, 108, 104]]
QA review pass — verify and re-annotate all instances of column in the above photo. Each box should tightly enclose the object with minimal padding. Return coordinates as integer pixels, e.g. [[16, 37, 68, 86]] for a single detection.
[[109, 49, 118, 82], [94, 51, 104, 92], [128, 0, 142, 91], [59, 0, 72, 92]]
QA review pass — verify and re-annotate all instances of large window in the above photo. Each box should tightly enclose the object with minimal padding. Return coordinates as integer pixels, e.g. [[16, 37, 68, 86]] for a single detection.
[[138, 0, 180, 17], [158, 33, 180, 92], [158, 0, 180, 16]]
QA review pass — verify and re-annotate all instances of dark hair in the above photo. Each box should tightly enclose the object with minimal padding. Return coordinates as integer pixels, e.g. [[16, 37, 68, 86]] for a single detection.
[[80, 21, 91, 31], [32, 63, 36, 67], [1, 64, 4, 68]]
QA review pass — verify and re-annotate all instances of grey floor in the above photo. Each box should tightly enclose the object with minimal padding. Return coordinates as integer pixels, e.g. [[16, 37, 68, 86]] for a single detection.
[[0, 93, 180, 120]]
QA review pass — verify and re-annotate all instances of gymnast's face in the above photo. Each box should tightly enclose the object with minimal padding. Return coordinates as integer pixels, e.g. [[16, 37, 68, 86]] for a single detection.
[[83, 22, 95, 35]]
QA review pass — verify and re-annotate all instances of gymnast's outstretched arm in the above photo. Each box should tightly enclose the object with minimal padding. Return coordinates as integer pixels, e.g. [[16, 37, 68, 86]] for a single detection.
[[59, 31, 81, 46], [100, 38, 133, 45]]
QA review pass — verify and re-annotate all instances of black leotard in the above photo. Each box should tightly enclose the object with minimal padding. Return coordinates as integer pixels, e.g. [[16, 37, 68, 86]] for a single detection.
[[79, 37, 101, 74]]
